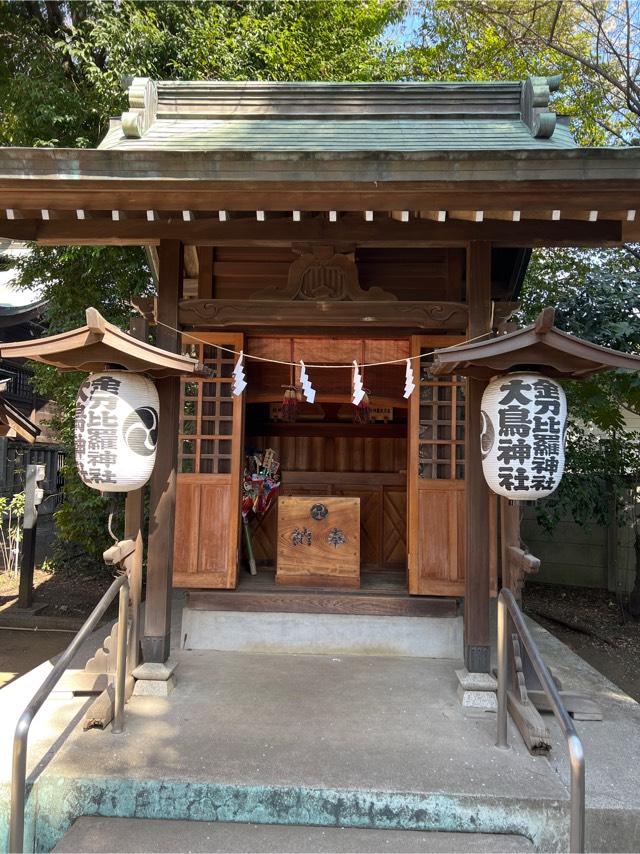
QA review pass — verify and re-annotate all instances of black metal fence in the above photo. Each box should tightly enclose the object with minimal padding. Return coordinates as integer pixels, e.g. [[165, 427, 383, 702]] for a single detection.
[[0, 439, 64, 505]]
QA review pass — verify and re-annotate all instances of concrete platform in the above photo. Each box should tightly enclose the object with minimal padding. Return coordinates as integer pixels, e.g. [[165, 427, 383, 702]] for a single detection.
[[0, 593, 638, 853], [53, 817, 535, 852], [1, 650, 568, 852], [182, 607, 463, 658]]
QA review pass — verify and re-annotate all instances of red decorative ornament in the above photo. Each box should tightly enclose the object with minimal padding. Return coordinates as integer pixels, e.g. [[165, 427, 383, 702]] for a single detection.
[[280, 340, 299, 422], [354, 389, 371, 424], [280, 386, 298, 422]]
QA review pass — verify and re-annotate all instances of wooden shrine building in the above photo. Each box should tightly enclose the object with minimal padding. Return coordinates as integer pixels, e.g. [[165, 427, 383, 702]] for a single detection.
[[0, 76, 639, 673]]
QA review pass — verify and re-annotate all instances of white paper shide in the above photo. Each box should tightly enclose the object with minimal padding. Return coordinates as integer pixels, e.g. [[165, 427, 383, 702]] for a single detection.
[[352, 360, 365, 405], [480, 372, 567, 500], [299, 360, 316, 404], [75, 371, 159, 492]]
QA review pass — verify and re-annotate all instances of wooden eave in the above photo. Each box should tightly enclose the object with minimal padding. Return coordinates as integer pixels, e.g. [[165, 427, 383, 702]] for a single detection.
[[431, 309, 640, 379], [0, 397, 40, 443], [0, 307, 201, 378], [0, 147, 638, 246]]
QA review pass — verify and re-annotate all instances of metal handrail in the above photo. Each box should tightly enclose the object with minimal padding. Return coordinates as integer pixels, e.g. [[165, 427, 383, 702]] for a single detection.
[[496, 587, 585, 854], [9, 573, 130, 854]]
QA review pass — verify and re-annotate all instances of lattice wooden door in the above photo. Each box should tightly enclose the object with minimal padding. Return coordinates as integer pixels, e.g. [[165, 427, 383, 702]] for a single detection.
[[407, 335, 496, 596], [408, 335, 467, 595], [173, 333, 244, 589]]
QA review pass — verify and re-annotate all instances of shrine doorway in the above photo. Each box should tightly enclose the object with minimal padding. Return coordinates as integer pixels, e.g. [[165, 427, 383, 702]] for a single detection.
[[242, 335, 408, 585]]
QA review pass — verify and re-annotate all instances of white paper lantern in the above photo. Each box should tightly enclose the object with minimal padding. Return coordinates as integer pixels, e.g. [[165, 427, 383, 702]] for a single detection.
[[480, 372, 567, 500], [75, 371, 159, 492]]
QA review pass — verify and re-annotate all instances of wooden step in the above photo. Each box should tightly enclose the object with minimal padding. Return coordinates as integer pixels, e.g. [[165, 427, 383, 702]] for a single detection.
[[186, 588, 458, 618]]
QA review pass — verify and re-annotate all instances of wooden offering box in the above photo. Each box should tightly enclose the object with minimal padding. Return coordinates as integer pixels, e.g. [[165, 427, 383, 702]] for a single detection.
[[276, 496, 360, 588]]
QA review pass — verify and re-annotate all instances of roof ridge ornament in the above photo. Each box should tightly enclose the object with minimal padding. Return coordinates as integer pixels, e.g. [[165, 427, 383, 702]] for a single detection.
[[521, 75, 560, 139], [121, 77, 158, 139]]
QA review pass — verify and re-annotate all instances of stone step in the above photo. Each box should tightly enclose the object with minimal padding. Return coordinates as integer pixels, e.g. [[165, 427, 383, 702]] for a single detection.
[[53, 817, 535, 853], [181, 607, 463, 657]]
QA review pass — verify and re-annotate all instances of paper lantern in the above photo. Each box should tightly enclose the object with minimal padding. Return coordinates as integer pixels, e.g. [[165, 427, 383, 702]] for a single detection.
[[480, 372, 567, 500], [75, 371, 159, 492]]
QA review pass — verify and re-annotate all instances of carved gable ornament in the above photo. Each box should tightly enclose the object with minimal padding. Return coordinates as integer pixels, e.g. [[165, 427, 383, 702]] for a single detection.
[[256, 245, 395, 302]]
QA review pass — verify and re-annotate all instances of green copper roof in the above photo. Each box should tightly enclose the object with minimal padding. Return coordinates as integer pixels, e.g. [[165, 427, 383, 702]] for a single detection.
[[98, 76, 576, 154], [99, 117, 576, 152]]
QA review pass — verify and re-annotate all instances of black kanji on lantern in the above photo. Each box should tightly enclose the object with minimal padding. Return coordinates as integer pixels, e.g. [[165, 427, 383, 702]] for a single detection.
[[498, 378, 533, 406], [496, 438, 531, 466], [483, 372, 566, 499], [498, 405, 531, 438], [533, 378, 562, 415]]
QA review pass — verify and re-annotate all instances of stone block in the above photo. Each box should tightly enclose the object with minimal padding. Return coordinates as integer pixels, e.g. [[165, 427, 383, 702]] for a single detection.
[[132, 658, 178, 681], [457, 684, 498, 711], [455, 668, 497, 692], [133, 675, 176, 697]]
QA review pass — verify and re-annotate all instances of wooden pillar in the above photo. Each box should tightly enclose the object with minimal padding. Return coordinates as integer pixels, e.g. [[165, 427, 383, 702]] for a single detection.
[[141, 239, 183, 663], [464, 242, 492, 673], [500, 497, 520, 595], [125, 315, 149, 670]]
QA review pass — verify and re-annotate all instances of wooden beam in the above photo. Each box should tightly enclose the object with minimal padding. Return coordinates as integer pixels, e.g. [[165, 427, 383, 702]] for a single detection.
[[142, 239, 183, 664], [464, 241, 493, 674], [0, 216, 624, 248], [2, 169, 640, 211], [179, 298, 473, 330], [196, 246, 214, 299]]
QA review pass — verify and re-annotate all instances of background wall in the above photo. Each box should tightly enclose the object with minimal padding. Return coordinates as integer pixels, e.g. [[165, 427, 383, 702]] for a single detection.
[[521, 501, 636, 594]]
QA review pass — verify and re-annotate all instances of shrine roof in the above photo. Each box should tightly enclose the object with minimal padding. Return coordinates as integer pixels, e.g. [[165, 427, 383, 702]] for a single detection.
[[1, 76, 640, 248], [431, 308, 640, 380], [0, 308, 203, 379], [98, 77, 577, 153]]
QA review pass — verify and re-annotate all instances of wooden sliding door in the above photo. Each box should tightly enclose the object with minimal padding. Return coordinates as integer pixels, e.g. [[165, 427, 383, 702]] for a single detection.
[[408, 335, 496, 596], [173, 333, 244, 589]]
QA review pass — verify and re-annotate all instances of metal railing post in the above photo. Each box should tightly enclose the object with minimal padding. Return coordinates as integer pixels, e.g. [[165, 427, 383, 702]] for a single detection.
[[568, 733, 586, 853], [495, 588, 585, 854], [9, 573, 129, 854], [112, 581, 129, 734], [496, 592, 508, 749]]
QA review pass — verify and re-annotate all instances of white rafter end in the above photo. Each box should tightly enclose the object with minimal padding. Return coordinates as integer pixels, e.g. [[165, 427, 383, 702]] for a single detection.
[[365, 210, 374, 221], [437, 210, 446, 222], [512, 210, 521, 222], [329, 210, 337, 222], [182, 210, 193, 222], [5, 209, 15, 220], [588, 210, 598, 222], [112, 210, 120, 221], [552, 209, 561, 220], [218, 210, 228, 222], [76, 209, 85, 220], [40, 209, 50, 221], [292, 210, 301, 221], [146, 210, 157, 222], [256, 210, 265, 221], [401, 210, 409, 222], [627, 210, 636, 222], [475, 210, 484, 222]]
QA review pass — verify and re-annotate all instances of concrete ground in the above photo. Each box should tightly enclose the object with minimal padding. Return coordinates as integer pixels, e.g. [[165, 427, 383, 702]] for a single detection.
[[0, 592, 638, 853], [0, 627, 70, 689], [53, 817, 534, 853], [526, 619, 640, 853]]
